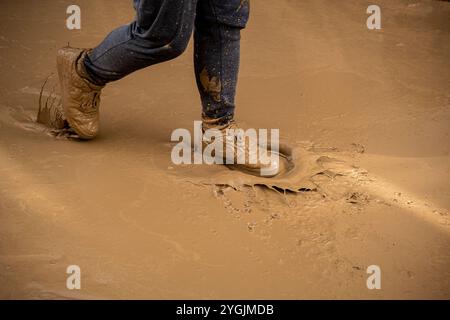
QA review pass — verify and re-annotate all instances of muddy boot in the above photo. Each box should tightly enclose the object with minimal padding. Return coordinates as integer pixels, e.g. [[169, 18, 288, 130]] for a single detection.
[[202, 118, 280, 177], [56, 46, 104, 139]]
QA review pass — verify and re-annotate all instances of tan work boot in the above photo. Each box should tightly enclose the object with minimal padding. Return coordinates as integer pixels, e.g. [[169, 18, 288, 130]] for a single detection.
[[202, 118, 280, 177], [57, 46, 104, 139]]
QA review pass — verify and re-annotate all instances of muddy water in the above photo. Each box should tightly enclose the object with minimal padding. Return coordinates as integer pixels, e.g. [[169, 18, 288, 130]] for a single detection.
[[0, 0, 449, 299]]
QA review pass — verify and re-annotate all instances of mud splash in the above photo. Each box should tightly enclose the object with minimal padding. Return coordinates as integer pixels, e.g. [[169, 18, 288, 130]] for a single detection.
[[170, 141, 363, 193], [36, 74, 79, 139], [36, 75, 65, 128]]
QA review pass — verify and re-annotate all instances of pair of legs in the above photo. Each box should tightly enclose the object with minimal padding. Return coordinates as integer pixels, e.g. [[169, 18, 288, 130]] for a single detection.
[[57, 0, 278, 176], [83, 0, 250, 124]]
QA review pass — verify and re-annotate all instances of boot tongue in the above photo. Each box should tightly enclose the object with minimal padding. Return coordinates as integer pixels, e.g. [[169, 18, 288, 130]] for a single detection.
[[76, 51, 105, 89], [202, 117, 236, 132]]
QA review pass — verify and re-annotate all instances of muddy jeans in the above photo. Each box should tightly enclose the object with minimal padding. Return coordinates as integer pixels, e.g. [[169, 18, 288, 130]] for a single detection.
[[83, 0, 250, 123]]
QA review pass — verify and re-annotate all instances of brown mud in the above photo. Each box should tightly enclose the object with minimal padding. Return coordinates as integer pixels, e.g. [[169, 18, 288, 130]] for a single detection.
[[0, 0, 449, 299]]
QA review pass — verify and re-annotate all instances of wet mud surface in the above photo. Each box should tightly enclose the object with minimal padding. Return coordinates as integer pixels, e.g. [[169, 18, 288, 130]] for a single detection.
[[0, 0, 449, 299]]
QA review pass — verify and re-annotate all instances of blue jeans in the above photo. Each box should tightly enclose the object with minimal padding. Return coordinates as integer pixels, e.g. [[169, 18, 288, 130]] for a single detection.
[[84, 0, 250, 124]]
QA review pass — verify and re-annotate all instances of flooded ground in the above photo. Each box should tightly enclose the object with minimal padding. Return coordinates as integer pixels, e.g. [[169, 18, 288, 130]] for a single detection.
[[0, 0, 449, 299]]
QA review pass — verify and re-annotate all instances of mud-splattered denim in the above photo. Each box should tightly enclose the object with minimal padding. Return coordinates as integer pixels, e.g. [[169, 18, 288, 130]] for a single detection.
[[83, 0, 250, 123]]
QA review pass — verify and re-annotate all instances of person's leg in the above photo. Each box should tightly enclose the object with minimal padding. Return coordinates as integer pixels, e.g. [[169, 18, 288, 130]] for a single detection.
[[194, 0, 250, 126], [84, 0, 198, 85], [57, 0, 197, 139], [194, 1, 279, 177]]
